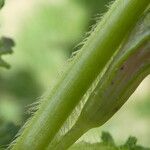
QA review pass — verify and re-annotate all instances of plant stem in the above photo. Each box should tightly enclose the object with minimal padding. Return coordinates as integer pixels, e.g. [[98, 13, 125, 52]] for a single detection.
[[52, 38, 150, 150], [11, 0, 150, 150], [50, 11, 150, 148], [49, 119, 89, 150]]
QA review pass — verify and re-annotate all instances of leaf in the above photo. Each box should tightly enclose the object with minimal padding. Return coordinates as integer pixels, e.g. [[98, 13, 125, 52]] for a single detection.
[[0, 0, 5, 9], [70, 132, 150, 150], [0, 122, 19, 149], [0, 37, 15, 68], [123, 136, 137, 149], [101, 131, 115, 146]]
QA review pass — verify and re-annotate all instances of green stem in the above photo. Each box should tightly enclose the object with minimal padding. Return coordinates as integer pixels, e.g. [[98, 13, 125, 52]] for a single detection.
[[11, 0, 150, 150], [52, 39, 150, 150], [49, 119, 89, 150], [50, 11, 150, 148], [81, 41, 150, 128]]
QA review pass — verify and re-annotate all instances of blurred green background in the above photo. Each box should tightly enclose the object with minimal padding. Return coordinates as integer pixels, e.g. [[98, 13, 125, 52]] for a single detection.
[[0, 0, 149, 148]]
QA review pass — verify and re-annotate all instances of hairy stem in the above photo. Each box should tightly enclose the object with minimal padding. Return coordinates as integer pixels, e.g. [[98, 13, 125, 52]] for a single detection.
[[52, 40, 150, 150], [11, 0, 150, 150], [51, 11, 150, 148]]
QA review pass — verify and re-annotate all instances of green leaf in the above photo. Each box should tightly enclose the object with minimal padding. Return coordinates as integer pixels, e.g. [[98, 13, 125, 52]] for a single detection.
[[101, 131, 115, 146], [70, 132, 150, 150], [123, 137, 137, 149], [0, 122, 19, 149], [0, 0, 4, 9], [0, 37, 15, 68]]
